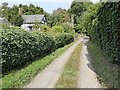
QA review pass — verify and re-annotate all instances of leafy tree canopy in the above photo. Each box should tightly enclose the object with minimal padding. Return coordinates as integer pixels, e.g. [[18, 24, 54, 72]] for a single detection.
[[53, 8, 71, 25], [1, 2, 46, 26]]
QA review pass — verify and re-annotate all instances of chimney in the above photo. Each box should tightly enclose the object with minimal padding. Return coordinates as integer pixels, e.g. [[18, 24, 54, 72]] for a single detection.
[[71, 14, 74, 29], [19, 4, 23, 16]]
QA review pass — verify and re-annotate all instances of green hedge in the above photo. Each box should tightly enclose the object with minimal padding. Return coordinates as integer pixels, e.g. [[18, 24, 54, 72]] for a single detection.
[[54, 33, 74, 49], [1, 28, 74, 74], [87, 2, 120, 63], [89, 2, 120, 63], [80, 2, 120, 63]]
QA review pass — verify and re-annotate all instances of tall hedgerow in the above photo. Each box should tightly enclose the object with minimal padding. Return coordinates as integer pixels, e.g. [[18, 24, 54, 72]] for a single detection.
[[91, 2, 120, 63], [1, 27, 74, 74]]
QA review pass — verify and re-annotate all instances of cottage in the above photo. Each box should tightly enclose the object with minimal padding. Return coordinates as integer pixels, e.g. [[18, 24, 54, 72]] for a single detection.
[[21, 14, 47, 30]]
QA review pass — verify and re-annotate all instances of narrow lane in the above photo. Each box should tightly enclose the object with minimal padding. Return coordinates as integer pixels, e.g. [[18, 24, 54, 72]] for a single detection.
[[24, 38, 83, 88], [78, 37, 102, 88]]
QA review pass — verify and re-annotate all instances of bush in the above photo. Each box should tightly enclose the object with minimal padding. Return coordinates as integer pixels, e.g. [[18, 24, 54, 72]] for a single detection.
[[1, 27, 74, 74], [91, 2, 120, 63], [61, 23, 73, 33], [51, 25, 64, 33], [81, 2, 120, 63], [40, 25, 50, 32], [1, 29, 55, 73], [88, 42, 118, 88], [54, 33, 74, 49]]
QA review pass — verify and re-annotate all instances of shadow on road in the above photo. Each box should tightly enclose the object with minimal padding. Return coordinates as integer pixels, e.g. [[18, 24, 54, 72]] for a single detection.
[[83, 36, 96, 72]]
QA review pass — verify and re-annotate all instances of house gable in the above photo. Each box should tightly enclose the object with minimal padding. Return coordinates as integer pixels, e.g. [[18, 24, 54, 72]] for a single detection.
[[22, 14, 47, 24], [21, 14, 47, 31]]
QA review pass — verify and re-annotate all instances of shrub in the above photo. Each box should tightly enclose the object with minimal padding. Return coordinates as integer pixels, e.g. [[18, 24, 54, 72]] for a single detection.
[[61, 23, 73, 33], [81, 2, 120, 63], [91, 2, 120, 63], [51, 25, 64, 33], [88, 42, 118, 88], [40, 25, 50, 32], [54, 33, 74, 49], [1, 29, 55, 73], [1, 27, 74, 74]]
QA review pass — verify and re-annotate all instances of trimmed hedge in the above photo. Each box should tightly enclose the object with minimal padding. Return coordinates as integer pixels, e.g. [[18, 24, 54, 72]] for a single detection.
[[54, 33, 74, 49], [1, 28, 74, 74], [80, 2, 120, 63], [88, 2, 120, 63]]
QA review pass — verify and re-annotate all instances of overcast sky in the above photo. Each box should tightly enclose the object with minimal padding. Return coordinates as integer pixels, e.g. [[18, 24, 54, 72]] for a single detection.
[[0, 0, 100, 13]]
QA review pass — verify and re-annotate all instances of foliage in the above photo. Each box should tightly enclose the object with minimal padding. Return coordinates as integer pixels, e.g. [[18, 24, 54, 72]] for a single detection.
[[88, 42, 118, 88], [61, 23, 73, 33], [78, 2, 120, 63], [45, 13, 53, 27], [1, 3, 46, 26], [22, 4, 44, 15], [10, 15, 23, 27], [2, 40, 74, 88], [90, 2, 120, 63], [1, 3, 24, 26], [52, 25, 64, 33], [68, 1, 92, 23], [33, 20, 40, 31], [1, 27, 74, 74], [0, 23, 10, 29], [77, 3, 99, 34], [54, 33, 74, 49], [53, 8, 71, 25], [40, 25, 50, 32]]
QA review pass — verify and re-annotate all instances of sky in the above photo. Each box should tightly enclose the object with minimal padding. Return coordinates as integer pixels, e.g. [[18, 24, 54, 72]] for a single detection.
[[0, 0, 100, 14]]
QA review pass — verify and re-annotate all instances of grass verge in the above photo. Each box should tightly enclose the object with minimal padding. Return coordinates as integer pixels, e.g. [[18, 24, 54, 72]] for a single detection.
[[55, 42, 83, 88], [87, 41, 118, 88], [2, 37, 80, 88]]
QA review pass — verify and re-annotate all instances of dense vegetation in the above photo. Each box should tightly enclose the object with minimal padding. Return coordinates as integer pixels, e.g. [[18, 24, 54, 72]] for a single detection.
[[52, 8, 71, 26], [70, 1, 120, 62], [1, 27, 74, 74], [0, 3, 72, 28], [2, 39, 75, 88], [1, 0, 119, 88], [88, 42, 118, 88], [0, 3, 46, 26], [68, 0, 92, 32], [80, 2, 120, 63], [89, 2, 119, 88], [69, 1, 119, 88], [92, 2, 120, 63]]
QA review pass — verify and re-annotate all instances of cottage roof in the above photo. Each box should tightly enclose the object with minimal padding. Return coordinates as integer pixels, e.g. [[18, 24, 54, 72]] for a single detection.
[[22, 14, 45, 23]]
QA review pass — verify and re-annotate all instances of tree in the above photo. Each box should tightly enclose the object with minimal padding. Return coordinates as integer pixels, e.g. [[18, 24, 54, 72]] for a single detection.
[[61, 23, 74, 34], [69, 0, 92, 22], [1, 2, 9, 19], [45, 13, 53, 27], [53, 8, 70, 25], [1, 3, 46, 27], [22, 4, 45, 15], [9, 15, 23, 26], [77, 3, 99, 34], [68, 0, 93, 32]]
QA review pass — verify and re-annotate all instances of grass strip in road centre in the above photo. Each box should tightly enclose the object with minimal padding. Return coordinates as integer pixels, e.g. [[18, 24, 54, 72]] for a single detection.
[[55, 42, 83, 88]]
